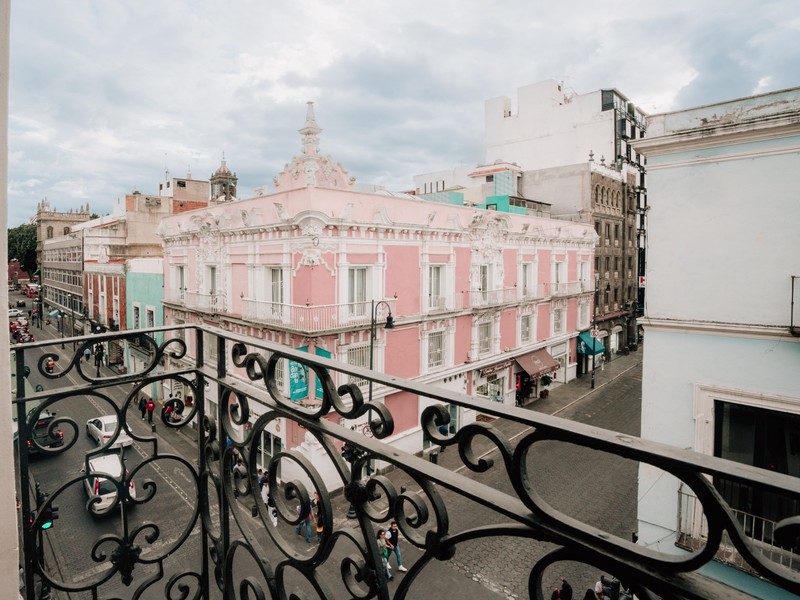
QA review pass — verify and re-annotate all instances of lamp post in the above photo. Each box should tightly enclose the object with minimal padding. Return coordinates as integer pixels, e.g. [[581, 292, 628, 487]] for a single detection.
[[59, 312, 65, 350], [590, 277, 611, 389], [368, 299, 395, 403]]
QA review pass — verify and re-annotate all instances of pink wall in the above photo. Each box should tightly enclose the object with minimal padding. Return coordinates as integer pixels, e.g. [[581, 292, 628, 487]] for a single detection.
[[453, 247, 471, 294], [385, 246, 420, 312], [503, 249, 518, 288], [384, 391, 419, 432], [453, 314, 473, 363], [385, 326, 419, 379], [537, 304, 551, 342], [499, 307, 517, 350]]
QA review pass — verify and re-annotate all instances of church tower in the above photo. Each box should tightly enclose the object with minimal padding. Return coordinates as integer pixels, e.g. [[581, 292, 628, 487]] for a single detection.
[[210, 157, 238, 203]]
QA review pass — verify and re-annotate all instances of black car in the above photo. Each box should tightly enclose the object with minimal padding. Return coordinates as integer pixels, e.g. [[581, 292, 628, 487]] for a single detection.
[[16, 300, 25, 307], [26, 410, 64, 454]]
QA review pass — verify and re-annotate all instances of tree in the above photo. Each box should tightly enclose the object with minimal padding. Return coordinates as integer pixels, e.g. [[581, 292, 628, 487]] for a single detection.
[[8, 223, 37, 277]]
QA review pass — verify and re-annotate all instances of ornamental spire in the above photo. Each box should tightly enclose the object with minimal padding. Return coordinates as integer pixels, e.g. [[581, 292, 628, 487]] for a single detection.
[[299, 101, 322, 158]]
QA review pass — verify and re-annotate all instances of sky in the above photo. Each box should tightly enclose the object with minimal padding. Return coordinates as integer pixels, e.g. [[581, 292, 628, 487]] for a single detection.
[[7, 0, 800, 226]]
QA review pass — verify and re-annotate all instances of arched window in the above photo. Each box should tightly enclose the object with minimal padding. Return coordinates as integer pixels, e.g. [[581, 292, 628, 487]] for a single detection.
[[63, 226, 70, 235], [46, 226, 53, 239], [594, 186, 600, 207]]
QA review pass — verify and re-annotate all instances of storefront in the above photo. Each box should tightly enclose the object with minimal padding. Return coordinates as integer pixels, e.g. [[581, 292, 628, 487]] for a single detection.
[[576, 331, 605, 377], [515, 349, 559, 403]]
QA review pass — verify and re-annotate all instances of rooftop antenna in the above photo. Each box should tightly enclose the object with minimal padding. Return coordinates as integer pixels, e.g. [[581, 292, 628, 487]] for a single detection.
[[187, 164, 192, 179], [164, 153, 170, 180]]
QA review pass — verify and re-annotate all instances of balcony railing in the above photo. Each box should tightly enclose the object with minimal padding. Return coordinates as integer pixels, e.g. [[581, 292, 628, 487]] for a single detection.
[[677, 486, 800, 573], [184, 291, 223, 313], [12, 326, 800, 599], [461, 287, 522, 308], [544, 281, 585, 297], [241, 299, 393, 333]]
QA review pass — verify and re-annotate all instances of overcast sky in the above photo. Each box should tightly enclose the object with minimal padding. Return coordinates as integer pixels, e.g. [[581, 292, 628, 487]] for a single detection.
[[8, 0, 799, 226]]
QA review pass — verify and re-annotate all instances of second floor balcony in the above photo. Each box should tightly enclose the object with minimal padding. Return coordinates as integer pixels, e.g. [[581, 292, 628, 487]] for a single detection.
[[10, 325, 800, 600]]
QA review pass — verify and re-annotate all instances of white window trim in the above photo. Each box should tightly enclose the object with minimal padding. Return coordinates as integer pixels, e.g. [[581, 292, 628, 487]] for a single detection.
[[132, 302, 142, 330]]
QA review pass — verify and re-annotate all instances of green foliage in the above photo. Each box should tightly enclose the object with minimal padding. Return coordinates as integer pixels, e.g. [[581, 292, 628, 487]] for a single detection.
[[8, 223, 37, 276]]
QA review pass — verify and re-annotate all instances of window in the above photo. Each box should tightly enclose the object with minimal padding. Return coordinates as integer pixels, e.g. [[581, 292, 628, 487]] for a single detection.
[[579, 302, 590, 328], [594, 221, 600, 234], [521, 315, 532, 343], [133, 305, 141, 329], [347, 345, 370, 387], [479, 265, 490, 302], [605, 224, 610, 239], [206, 266, 217, 295], [478, 322, 492, 354], [428, 265, 443, 309], [63, 226, 70, 235], [522, 263, 534, 297], [175, 266, 185, 298], [614, 257, 620, 272], [604, 257, 610, 272], [146, 308, 155, 329], [47, 226, 53, 239], [486, 175, 494, 182], [428, 331, 444, 368], [348, 267, 367, 317], [614, 224, 619, 239], [714, 402, 800, 541], [271, 268, 284, 304], [257, 430, 283, 475], [595, 257, 600, 272], [553, 308, 565, 334]]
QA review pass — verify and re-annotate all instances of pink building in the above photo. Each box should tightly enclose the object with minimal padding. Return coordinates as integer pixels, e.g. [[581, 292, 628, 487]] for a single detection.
[[158, 103, 596, 471]]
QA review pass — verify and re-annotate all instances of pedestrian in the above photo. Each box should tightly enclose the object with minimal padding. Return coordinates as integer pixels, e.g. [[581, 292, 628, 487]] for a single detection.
[[313, 491, 323, 542], [162, 402, 173, 425], [555, 577, 572, 600], [233, 458, 247, 498], [593, 577, 606, 599], [138, 397, 147, 420], [145, 399, 155, 423], [84, 347, 91, 362], [261, 477, 278, 527], [376, 528, 393, 580], [383, 520, 407, 572], [257, 469, 265, 492], [295, 503, 313, 543]]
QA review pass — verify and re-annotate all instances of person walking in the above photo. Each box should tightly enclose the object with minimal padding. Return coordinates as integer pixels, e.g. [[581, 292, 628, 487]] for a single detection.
[[145, 399, 155, 424], [376, 529, 393, 580], [162, 402, 173, 425], [138, 397, 147, 420], [84, 347, 91, 362], [383, 521, 407, 572], [312, 491, 323, 542], [295, 503, 313, 543]]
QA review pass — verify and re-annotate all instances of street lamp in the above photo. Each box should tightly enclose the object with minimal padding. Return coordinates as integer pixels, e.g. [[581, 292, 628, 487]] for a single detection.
[[590, 277, 611, 389], [59, 312, 65, 350], [368, 299, 395, 403]]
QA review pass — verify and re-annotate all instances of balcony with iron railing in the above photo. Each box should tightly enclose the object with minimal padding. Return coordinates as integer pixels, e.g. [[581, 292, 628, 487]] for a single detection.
[[184, 291, 223, 313], [240, 299, 394, 334], [11, 325, 800, 599], [677, 485, 800, 574]]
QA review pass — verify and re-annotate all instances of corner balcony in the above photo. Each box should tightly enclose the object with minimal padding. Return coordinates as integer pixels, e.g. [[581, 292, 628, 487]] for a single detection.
[[12, 326, 800, 599], [240, 299, 394, 334]]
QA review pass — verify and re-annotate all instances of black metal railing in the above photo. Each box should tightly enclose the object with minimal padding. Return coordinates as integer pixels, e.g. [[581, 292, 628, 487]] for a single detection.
[[12, 325, 800, 599]]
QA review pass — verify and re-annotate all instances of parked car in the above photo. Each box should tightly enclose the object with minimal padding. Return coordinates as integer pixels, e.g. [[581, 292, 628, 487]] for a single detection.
[[86, 415, 133, 449], [26, 409, 64, 454], [82, 453, 137, 515], [8, 308, 23, 318], [16, 300, 25, 307]]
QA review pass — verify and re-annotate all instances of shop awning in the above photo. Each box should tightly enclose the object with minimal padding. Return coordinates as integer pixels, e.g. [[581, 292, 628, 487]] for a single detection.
[[516, 349, 559, 380], [577, 331, 605, 356], [48, 309, 62, 318]]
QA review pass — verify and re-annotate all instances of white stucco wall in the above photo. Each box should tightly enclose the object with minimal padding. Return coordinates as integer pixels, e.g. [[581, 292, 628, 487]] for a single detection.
[[633, 87, 800, 558]]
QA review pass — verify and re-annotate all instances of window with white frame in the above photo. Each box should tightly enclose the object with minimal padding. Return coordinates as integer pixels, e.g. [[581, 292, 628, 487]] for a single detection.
[[428, 265, 443, 310], [553, 307, 565, 335], [346, 345, 370, 387], [478, 322, 492, 354], [175, 265, 185, 298], [521, 314, 532, 343], [427, 331, 444, 369], [270, 268, 284, 304], [133, 305, 141, 329], [146, 308, 155, 329], [348, 267, 368, 317], [479, 265, 491, 302], [206, 266, 217, 295], [522, 263, 535, 298], [579, 301, 590, 329], [553, 261, 566, 293]]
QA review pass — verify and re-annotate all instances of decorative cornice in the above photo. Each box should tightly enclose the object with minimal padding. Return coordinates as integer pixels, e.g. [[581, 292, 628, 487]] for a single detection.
[[640, 317, 799, 342]]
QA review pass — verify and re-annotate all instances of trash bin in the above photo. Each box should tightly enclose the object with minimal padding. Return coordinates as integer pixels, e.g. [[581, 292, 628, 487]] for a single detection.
[[429, 450, 439, 464]]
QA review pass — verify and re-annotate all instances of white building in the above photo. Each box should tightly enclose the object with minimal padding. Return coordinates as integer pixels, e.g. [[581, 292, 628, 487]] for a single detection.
[[633, 87, 800, 598]]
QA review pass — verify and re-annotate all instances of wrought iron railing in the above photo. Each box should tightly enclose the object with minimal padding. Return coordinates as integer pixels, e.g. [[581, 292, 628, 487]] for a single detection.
[[677, 485, 800, 573], [13, 325, 800, 599]]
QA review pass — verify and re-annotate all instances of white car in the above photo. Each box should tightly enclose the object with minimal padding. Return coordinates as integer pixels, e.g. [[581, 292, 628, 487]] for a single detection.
[[86, 415, 133, 449], [82, 453, 137, 515], [8, 308, 23, 318]]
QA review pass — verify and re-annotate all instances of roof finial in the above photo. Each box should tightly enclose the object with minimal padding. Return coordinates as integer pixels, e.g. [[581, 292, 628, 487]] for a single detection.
[[299, 101, 322, 157]]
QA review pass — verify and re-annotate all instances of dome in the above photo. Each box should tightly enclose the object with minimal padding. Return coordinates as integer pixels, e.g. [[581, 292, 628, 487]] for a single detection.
[[214, 159, 232, 176]]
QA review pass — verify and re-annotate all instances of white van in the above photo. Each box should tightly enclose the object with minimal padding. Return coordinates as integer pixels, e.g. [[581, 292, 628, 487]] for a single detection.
[[82, 454, 137, 515]]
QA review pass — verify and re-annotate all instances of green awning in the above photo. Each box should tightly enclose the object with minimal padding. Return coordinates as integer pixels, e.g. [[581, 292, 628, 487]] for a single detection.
[[577, 331, 605, 355]]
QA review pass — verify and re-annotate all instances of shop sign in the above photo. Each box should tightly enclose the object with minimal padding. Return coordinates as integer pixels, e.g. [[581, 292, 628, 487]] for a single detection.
[[480, 359, 513, 378]]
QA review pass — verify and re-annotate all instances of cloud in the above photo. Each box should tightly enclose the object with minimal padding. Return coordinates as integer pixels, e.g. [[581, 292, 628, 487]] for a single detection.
[[7, 0, 799, 225]]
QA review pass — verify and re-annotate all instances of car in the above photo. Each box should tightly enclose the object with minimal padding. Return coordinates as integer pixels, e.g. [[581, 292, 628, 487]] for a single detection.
[[16, 300, 25, 307], [26, 409, 64, 454], [8, 308, 23, 318], [86, 415, 133, 449], [16, 317, 29, 327], [82, 453, 137, 515]]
